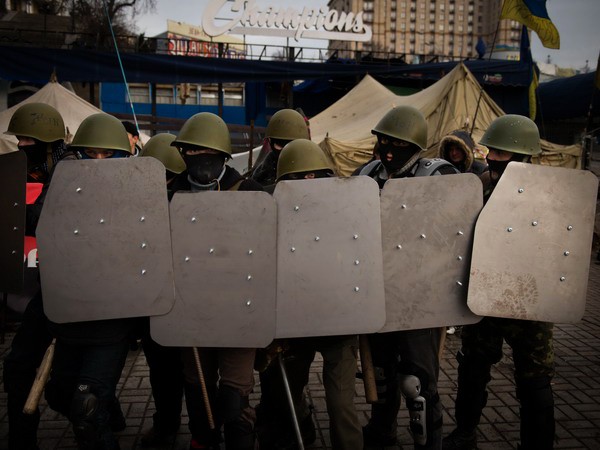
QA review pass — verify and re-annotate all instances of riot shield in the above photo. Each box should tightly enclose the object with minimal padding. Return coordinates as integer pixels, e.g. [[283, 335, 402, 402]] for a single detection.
[[37, 158, 174, 323], [468, 162, 598, 323], [274, 177, 385, 338], [379, 174, 483, 332], [0, 151, 26, 294], [151, 191, 277, 348]]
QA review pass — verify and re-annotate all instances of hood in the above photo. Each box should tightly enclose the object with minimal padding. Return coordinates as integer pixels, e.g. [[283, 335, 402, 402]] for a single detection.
[[437, 130, 476, 172]]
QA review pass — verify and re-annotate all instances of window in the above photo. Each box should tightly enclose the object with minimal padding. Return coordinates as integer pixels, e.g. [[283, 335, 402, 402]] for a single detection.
[[129, 84, 150, 103], [364, 1, 374, 11], [156, 85, 174, 104], [439, 24, 444, 31]]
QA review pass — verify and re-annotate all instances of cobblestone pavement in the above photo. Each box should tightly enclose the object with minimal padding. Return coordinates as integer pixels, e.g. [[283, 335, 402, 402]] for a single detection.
[[1, 249, 600, 449]]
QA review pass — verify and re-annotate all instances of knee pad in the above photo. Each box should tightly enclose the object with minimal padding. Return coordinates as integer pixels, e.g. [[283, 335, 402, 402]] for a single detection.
[[70, 384, 100, 445], [516, 376, 554, 409], [218, 384, 249, 424]]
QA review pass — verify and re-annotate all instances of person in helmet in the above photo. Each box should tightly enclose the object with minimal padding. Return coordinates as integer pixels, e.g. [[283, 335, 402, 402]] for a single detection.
[[443, 115, 554, 450], [355, 106, 459, 450], [3, 102, 68, 450], [43, 113, 135, 450], [258, 139, 364, 450], [169, 112, 263, 450], [136, 133, 186, 447], [121, 120, 142, 156], [250, 108, 310, 188], [437, 130, 487, 175], [140, 132, 186, 186]]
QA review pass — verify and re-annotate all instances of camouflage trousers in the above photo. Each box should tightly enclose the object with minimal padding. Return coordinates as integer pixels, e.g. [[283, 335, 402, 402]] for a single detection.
[[460, 316, 554, 379]]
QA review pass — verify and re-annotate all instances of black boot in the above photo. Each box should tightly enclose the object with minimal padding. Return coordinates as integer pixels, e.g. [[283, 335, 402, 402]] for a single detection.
[[516, 376, 555, 450]]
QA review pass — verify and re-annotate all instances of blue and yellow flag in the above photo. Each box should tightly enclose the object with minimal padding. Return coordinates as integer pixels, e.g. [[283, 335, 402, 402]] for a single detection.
[[501, 0, 560, 49]]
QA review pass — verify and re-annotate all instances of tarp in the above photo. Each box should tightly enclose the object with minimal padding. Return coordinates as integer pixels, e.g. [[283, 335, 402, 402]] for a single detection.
[[308, 63, 582, 176], [536, 71, 599, 121], [0, 80, 150, 154]]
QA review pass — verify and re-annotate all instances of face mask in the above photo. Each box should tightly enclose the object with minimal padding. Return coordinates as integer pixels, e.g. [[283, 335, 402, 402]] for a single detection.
[[19, 142, 47, 170], [487, 159, 511, 183], [379, 144, 420, 175], [183, 152, 226, 184]]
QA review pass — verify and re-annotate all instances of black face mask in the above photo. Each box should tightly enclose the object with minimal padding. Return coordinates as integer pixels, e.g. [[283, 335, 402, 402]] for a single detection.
[[379, 144, 420, 174], [487, 159, 511, 183], [183, 152, 226, 184], [19, 141, 47, 171]]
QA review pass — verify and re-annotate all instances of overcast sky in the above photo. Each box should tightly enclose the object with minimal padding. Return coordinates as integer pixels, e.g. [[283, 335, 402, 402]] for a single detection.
[[135, 0, 600, 70]]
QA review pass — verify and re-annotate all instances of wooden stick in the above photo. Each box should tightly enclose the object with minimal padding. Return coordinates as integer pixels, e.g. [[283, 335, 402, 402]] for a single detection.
[[23, 338, 56, 414], [359, 334, 378, 404], [192, 347, 215, 430]]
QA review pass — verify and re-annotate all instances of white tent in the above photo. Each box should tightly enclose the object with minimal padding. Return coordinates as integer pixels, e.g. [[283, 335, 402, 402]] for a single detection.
[[0, 80, 149, 154], [308, 63, 581, 176]]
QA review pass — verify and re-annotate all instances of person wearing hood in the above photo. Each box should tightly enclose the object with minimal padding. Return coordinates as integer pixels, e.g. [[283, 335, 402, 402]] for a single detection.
[[437, 130, 487, 175]]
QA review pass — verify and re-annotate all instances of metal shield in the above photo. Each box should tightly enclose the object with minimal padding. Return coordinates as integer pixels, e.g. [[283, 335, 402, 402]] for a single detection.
[[0, 151, 26, 294], [37, 158, 174, 323], [151, 191, 277, 348], [379, 174, 483, 332], [274, 177, 385, 338], [468, 162, 598, 323]]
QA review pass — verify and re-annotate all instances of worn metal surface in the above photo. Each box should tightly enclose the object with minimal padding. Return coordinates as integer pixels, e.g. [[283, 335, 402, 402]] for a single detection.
[[274, 177, 385, 338], [151, 191, 277, 348], [37, 158, 174, 322], [468, 162, 598, 323], [0, 151, 26, 294], [379, 173, 483, 332]]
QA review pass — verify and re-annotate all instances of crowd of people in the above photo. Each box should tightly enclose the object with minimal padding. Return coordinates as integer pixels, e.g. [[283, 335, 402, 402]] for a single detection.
[[3, 102, 556, 450]]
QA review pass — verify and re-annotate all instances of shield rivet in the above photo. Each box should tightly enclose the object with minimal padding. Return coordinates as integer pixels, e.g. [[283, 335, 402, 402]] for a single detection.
[[291, 247, 296, 252], [456, 281, 463, 286], [13, 202, 18, 207], [353, 234, 359, 240], [420, 234, 426, 239], [355, 260, 360, 265], [247, 275, 252, 281], [73, 229, 79, 235], [209, 248, 215, 254], [13, 226, 18, 231], [294, 206, 300, 211], [518, 188, 524, 193], [141, 243, 147, 249], [564, 251, 570, 256], [99, 219, 105, 224], [140, 216, 145, 222], [457, 231, 464, 236], [191, 217, 197, 222], [248, 249, 254, 255], [401, 204, 407, 209], [397, 244, 402, 249], [11, 250, 16, 255], [457, 256, 463, 261], [567, 225, 573, 231], [532, 221, 538, 226], [246, 300, 252, 307], [141, 269, 147, 275], [507, 227, 513, 232], [315, 236, 320, 241], [184, 257, 190, 262], [76, 187, 82, 193], [354, 287, 360, 292], [560, 276, 566, 282]]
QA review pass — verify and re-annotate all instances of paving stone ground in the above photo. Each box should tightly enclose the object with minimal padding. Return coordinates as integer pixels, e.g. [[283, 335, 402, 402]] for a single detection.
[[2, 156, 600, 449]]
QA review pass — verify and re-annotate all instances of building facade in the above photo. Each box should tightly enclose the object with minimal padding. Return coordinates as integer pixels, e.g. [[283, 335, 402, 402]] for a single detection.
[[328, 0, 522, 62]]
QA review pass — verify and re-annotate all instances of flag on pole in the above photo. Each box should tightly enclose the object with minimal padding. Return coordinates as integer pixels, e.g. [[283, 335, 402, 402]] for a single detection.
[[501, 0, 560, 49], [519, 26, 538, 120]]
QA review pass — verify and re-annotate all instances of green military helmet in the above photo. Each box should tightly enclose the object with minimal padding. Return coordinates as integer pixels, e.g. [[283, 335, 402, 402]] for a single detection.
[[172, 112, 232, 157], [479, 114, 541, 156], [276, 139, 333, 181], [5, 102, 65, 142], [371, 105, 427, 150], [71, 113, 132, 154], [266, 109, 310, 141], [140, 133, 186, 174]]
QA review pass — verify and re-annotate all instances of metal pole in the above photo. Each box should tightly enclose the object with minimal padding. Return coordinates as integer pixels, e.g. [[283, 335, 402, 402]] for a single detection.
[[193, 347, 215, 429], [277, 355, 304, 450]]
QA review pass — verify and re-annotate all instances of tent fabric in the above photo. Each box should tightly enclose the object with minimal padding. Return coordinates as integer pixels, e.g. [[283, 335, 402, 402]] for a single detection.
[[309, 63, 582, 176], [536, 71, 599, 120], [0, 81, 150, 154]]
